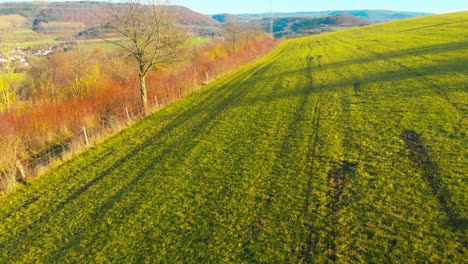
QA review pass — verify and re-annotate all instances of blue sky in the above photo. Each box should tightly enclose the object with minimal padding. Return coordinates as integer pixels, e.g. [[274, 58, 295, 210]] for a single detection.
[[177, 0, 468, 15]]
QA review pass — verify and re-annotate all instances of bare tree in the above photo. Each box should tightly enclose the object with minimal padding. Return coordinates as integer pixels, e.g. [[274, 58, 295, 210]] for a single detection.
[[224, 22, 263, 55], [66, 46, 100, 99], [104, 0, 188, 114], [224, 22, 243, 55]]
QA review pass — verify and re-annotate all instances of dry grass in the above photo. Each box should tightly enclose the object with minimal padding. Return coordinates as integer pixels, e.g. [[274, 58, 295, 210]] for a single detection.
[[0, 138, 20, 192]]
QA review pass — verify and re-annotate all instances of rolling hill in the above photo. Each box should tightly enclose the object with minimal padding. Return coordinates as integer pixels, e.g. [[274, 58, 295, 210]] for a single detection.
[[261, 14, 371, 38], [238, 10, 430, 23], [213, 13, 370, 38], [212, 13, 243, 24], [0, 11, 466, 262], [0, 2, 219, 34]]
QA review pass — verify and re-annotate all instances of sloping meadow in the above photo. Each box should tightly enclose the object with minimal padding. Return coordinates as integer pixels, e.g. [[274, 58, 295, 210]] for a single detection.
[[0, 12, 466, 262]]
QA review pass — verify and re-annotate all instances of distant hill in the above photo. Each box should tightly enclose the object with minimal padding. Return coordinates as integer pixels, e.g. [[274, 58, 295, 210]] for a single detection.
[[172, 6, 219, 26], [0, 2, 219, 35], [254, 14, 371, 38], [0, 2, 42, 18], [327, 10, 431, 23], [212, 13, 242, 24], [237, 10, 430, 23], [323, 14, 371, 25], [33, 2, 106, 25], [211, 12, 370, 38]]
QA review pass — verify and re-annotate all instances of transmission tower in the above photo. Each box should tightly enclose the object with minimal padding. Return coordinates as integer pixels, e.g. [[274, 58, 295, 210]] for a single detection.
[[269, 0, 274, 38]]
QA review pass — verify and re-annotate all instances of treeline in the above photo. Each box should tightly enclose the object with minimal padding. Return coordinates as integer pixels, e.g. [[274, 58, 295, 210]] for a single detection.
[[34, 22, 85, 33], [0, 33, 281, 191]]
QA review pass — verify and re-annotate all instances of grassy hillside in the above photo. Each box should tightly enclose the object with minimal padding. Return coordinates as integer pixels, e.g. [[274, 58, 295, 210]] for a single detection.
[[0, 12, 467, 262]]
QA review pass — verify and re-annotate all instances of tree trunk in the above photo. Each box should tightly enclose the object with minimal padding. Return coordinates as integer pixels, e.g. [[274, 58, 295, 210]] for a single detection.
[[139, 73, 148, 115], [233, 37, 237, 54]]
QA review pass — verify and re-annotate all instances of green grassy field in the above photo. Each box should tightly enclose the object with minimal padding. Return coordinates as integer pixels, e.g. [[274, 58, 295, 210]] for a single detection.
[[0, 12, 467, 262]]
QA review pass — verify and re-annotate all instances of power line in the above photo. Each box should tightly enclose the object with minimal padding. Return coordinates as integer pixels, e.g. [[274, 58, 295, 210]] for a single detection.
[[269, 0, 274, 38]]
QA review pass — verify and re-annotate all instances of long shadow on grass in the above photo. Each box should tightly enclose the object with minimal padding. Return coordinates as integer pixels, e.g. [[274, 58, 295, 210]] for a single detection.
[[231, 57, 466, 115], [399, 21, 468, 32], [2, 56, 272, 218], [32, 60, 281, 261], [298, 41, 325, 263], [0, 148, 116, 222], [321, 39, 468, 71], [327, 35, 466, 112], [401, 131, 467, 231], [325, 161, 358, 262], [1, 59, 279, 260], [300, 98, 323, 263], [236, 43, 320, 261], [172, 77, 290, 263], [237, 39, 326, 262]]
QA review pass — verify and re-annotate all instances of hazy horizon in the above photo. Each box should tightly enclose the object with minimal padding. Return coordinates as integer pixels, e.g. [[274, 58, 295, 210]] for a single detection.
[[178, 0, 468, 15], [0, 0, 467, 15]]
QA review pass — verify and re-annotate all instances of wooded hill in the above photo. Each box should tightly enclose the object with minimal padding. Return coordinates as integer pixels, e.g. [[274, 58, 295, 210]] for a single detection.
[[235, 10, 430, 23], [267, 14, 371, 38], [0, 2, 220, 35], [212, 13, 372, 38]]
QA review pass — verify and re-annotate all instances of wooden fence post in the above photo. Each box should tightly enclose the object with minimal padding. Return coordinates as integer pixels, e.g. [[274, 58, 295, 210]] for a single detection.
[[16, 160, 26, 182], [83, 127, 90, 146], [125, 107, 130, 122]]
